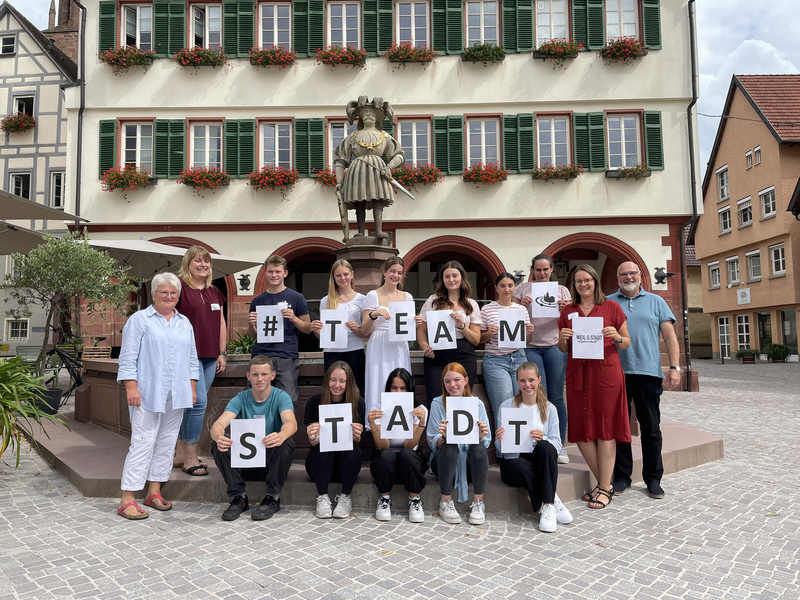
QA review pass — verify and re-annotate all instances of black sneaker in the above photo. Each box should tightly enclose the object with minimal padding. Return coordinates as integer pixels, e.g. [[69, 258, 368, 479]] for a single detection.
[[646, 481, 665, 499], [222, 495, 249, 521], [612, 480, 631, 495], [252, 495, 280, 521]]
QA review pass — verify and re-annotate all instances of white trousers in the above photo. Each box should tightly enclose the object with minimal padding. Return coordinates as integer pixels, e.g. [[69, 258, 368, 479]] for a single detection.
[[121, 394, 185, 491]]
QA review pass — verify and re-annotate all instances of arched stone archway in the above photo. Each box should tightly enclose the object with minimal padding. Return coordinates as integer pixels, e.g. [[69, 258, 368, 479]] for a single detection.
[[255, 237, 345, 295]]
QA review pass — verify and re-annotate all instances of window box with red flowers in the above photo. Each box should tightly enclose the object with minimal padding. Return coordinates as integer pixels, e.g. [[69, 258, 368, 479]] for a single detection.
[[391, 164, 443, 192], [599, 37, 648, 65], [249, 46, 297, 70], [100, 165, 155, 199], [174, 47, 230, 72], [383, 43, 440, 68], [248, 165, 301, 199], [605, 164, 652, 180], [316, 46, 368, 69], [177, 167, 231, 196], [462, 43, 505, 66], [462, 162, 508, 186], [313, 167, 338, 188], [98, 46, 156, 76], [533, 39, 583, 69], [531, 163, 584, 182], [1, 112, 36, 135]]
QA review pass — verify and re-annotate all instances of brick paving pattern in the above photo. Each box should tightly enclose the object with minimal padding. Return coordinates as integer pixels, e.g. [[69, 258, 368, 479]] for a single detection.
[[1, 361, 798, 599]]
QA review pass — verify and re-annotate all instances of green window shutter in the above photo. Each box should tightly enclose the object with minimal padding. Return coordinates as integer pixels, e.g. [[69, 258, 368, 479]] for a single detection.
[[572, 0, 587, 49], [432, 0, 463, 55], [168, 1, 186, 56], [98, 120, 117, 178], [153, 1, 169, 57], [642, 0, 662, 50], [502, 0, 533, 53], [294, 0, 324, 57], [222, 1, 239, 57], [363, 0, 378, 55], [293, 0, 309, 57], [433, 116, 449, 173], [643, 111, 664, 170], [294, 118, 325, 177], [573, 113, 590, 170], [503, 116, 519, 173], [586, 0, 604, 50], [154, 119, 186, 179], [98, 1, 117, 53], [378, 0, 393, 53], [238, 1, 256, 57], [225, 120, 256, 178], [517, 113, 535, 171], [432, 0, 446, 53], [381, 117, 395, 138], [587, 112, 606, 171], [433, 115, 464, 175], [309, 0, 324, 54], [154, 0, 186, 57]]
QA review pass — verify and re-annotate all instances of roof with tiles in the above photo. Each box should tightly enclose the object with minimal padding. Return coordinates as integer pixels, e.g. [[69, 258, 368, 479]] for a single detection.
[[736, 75, 800, 143], [684, 224, 699, 267]]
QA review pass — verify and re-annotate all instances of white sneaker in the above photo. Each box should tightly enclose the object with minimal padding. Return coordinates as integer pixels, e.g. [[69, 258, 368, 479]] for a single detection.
[[539, 503, 557, 533], [468, 500, 485, 525], [376, 496, 392, 521], [332, 494, 352, 518], [438, 499, 461, 524], [316, 494, 332, 519], [554, 493, 573, 524], [557, 446, 570, 464], [408, 496, 425, 523]]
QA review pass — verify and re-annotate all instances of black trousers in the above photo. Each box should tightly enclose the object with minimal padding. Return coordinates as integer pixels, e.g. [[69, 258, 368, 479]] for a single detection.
[[431, 442, 488, 496], [499, 440, 558, 512], [324, 348, 366, 395], [614, 374, 664, 485], [370, 448, 428, 494], [211, 438, 295, 499], [305, 444, 362, 495], [423, 338, 478, 404]]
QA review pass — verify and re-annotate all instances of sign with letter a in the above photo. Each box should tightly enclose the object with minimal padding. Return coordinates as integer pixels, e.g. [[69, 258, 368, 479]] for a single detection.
[[256, 305, 284, 344], [388, 301, 416, 342], [427, 310, 457, 350], [446, 397, 481, 444], [320, 309, 349, 350], [319, 403, 353, 452], [230, 419, 266, 468], [497, 308, 527, 350], [379, 392, 415, 440]]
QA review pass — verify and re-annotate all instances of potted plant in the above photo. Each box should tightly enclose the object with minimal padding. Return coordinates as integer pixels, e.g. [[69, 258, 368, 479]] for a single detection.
[[600, 37, 648, 65], [101, 165, 153, 199], [98, 46, 157, 76], [248, 165, 301, 198], [315, 45, 368, 69], [383, 43, 440, 67], [532, 163, 584, 182], [462, 162, 509, 186], [733, 348, 760, 363], [1, 112, 36, 135], [174, 46, 229, 72], [227, 332, 256, 355], [607, 164, 652, 180], [764, 343, 791, 363], [391, 164, 443, 192], [313, 167, 338, 188], [533, 39, 583, 69], [248, 46, 297, 70], [462, 43, 505, 66], [177, 166, 231, 196]]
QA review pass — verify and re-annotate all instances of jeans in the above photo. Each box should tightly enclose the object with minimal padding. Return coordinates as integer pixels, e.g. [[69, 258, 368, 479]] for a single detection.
[[525, 346, 567, 442], [178, 356, 217, 445], [431, 443, 488, 496], [482, 350, 527, 426]]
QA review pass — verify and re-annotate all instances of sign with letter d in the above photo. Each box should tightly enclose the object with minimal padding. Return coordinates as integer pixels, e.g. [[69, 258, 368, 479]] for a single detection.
[[445, 397, 481, 444]]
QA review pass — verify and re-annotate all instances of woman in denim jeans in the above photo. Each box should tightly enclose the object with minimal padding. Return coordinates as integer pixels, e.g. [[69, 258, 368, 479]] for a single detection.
[[479, 273, 534, 426], [513, 254, 571, 464]]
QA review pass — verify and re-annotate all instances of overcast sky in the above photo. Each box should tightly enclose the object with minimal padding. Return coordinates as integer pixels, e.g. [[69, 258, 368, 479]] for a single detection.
[[19, 1, 800, 172]]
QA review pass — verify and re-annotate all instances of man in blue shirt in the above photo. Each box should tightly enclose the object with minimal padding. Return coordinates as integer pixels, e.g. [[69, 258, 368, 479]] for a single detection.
[[210, 356, 297, 521], [247, 255, 312, 403], [612, 261, 681, 499]]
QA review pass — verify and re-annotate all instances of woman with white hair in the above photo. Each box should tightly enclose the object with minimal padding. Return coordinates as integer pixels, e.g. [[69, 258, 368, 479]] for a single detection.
[[116, 272, 199, 519]]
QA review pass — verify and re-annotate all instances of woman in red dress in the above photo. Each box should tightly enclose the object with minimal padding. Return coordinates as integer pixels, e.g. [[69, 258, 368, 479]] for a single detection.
[[557, 264, 631, 509]]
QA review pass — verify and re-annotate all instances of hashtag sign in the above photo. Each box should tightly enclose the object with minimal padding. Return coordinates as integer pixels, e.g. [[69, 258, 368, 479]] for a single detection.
[[256, 305, 284, 343]]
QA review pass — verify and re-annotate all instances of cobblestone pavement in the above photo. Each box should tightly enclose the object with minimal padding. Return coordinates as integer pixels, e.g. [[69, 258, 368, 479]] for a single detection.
[[1, 361, 798, 600]]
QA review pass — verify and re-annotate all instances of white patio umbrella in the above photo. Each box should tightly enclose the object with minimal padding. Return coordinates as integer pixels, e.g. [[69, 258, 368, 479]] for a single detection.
[[0, 223, 47, 255], [0, 189, 86, 222]]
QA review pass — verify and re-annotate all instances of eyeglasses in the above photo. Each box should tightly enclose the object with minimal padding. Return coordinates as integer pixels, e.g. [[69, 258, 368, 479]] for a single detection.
[[155, 291, 178, 298], [575, 278, 594, 286], [618, 271, 640, 278]]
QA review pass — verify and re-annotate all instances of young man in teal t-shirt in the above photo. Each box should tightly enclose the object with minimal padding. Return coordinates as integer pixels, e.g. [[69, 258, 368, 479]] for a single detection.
[[211, 356, 297, 521]]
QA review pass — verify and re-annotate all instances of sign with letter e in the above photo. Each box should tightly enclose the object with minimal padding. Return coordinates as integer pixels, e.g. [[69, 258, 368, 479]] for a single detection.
[[256, 305, 284, 344], [319, 403, 353, 452], [379, 392, 414, 440], [427, 310, 457, 350], [388, 301, 416, 342], [320, 309, 349, 350], [231, 419, 266, 468], [446, 397, 480, 444]]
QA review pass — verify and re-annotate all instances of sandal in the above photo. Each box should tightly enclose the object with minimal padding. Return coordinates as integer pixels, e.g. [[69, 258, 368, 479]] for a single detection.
[[181, 464, 208, 477], [581, 485, 599, 502], [118, 501, 149, 520], [144, 493, 173, 511], [173, 461, 207, 469], [587, 487, 613, 509]]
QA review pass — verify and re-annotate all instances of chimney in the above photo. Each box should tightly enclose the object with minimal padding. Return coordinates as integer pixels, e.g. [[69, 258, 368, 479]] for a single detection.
[[48, 0, 56, 29], [57, 0, 71, 27]]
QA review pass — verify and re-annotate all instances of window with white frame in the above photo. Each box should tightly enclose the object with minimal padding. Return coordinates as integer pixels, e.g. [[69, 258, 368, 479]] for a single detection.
[[328, 2, 360, 48], [717, 166, 729, 201], [50, 172, 65, 209], [14, 96, 34, 116], [260, 3, 292, 49], [261, 122, 292, 168], [606, 0, 637, 39], [760, 187, 775, 217], [746, 250, 761, 280], [5, 319, 28, 342], [398, 119, 431, 167], [122, 4, 153, 51], [754, 146, 761, 165], [708, 261, 720, 288], [726, 256, 739, 284], [467, 118, 499, 166], [737, 314, 750, 349], [396, 1, 429, 47], [607, 114, 640, 168], [770, 244, 786, 275], [537, 116, 570, 168], [192, 5, 222, 49], [718, 316, 730, 358], [191, 122, 223, 168], [719, 206, 731, 233], [10, 173, 31, 199], [1, 36, 15, 54], [6, 256, 20, 280], [745, 151, 752, 169], [123, 122, 154, 174], [535, 0, 568, 46], [466, 1, 498, 47], [329, 120, 357, 165], [737, 197, 752, 227]]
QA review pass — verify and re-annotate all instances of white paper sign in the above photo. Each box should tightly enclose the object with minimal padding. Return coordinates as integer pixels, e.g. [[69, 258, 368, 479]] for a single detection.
[[445, 396, 481, 445], [572, 316, 604, 360], [256, 305, 285, 344], [319, 403, 353, 452], [230, 419, 266, 468], [500, 406, 544, 454], [320, 309, 349, 349], [379, 392, 415, 440], [388, 301, 416, 342], [497, 309, 527, 350], [529, 282, 560, 318], [427, 310, 457, 350]]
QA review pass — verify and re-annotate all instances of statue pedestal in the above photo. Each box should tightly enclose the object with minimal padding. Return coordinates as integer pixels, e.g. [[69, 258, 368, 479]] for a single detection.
[[335, 242, 399, 294]]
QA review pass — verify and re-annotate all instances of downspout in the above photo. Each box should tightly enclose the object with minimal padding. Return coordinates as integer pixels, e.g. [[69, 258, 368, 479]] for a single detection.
[[679, 0, 699, 390], [71, 0, 86, 232]]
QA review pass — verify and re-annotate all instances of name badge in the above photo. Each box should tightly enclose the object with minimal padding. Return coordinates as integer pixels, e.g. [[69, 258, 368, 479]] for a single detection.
[[253, 415, 265, 419], [211, 303, 221, 311], [568, 312, 577, 321]]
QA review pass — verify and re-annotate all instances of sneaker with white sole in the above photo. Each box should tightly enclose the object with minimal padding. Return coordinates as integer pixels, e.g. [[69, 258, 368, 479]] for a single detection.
[[438, 499, 461, 524], [376, 496, 392, 521], [408, 496, 425, 523], [316, 494, 332, 519], [553, 493, 573, 524], [468, 500, 485, 525], [332, 494, 352, 518], [538, 503, 557, 532], [557, 446, 570, 464]]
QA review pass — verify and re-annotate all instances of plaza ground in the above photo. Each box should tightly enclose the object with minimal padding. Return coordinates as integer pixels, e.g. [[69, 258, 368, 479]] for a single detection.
[[1, 360, 798, 599]]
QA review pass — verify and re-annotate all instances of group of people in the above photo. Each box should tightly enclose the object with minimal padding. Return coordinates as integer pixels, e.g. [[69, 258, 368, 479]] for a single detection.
[[116, 250, 681, 534]]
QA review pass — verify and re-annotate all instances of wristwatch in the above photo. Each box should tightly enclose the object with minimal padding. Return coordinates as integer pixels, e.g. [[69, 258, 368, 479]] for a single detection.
[[219, 351, 228, 356], [669, 366, 680, 371]]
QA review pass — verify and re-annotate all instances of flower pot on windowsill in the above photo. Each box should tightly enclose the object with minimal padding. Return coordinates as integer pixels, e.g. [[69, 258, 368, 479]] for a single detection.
[[248, 46, 297, 70], [599, 37, 649, 65], [1, 112, 36, 135], [177, 167, 231, 196], [605, 165, 652, 180], [461, 44, 505, 66], [532, 164, 584, 182], [383, 43, 440, 69], [98, 46, 156, 76], [174, 47, 230, 72], [532, 39, 583, 69], [462, 163, 509, 186], [100, 166, 153, 200], [315, 46, 368, 69]]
